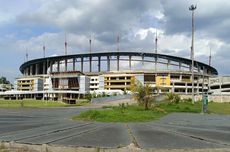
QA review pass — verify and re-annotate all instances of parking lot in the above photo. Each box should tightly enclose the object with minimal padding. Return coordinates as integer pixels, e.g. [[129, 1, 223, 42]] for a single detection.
[[0, 107, 230, 149]]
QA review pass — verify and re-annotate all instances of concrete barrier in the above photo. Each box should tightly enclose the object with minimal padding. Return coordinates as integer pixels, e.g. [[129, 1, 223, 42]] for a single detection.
[[180, 94, 230, 103], [0, 141, 230, 152], [91, 94, 131, 103]]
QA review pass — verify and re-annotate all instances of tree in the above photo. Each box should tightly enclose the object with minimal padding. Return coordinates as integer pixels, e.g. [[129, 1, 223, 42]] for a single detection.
[[131, 81, 153, 110], [0, 77, 10, 84]]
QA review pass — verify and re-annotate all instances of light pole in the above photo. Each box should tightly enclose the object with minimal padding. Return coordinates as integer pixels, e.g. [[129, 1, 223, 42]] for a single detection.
[[189, 4, 196, 104]]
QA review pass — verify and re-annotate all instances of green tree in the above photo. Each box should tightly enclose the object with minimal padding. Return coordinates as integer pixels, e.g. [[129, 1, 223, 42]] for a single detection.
[[0, 77, 10, 84], [131, 81, 153, 110]]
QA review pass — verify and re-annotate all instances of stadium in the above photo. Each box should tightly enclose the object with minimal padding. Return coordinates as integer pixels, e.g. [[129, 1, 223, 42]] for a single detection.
[[0, 50, 217, 101]]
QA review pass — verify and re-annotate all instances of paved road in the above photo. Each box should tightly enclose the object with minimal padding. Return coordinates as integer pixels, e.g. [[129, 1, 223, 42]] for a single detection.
[[0, 107, 230, 149]]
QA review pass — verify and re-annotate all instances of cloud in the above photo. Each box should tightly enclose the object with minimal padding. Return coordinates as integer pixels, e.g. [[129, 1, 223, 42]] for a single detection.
[[0, 0, 230, 82], [161, 0, 230, 42]]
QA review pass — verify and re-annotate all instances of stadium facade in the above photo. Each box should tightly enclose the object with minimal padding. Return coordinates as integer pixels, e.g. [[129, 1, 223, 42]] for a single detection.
[[0, 51, 217, 100]]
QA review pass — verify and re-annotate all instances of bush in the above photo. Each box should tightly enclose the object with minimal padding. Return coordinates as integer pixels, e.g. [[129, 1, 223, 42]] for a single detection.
[[102, 92, 107, 97], [85, 92, 92, 101], [112, 92, 118, 96], [166, 93, 181, 104], [123, 89, 127, 95], [91, 92, 97, 98]]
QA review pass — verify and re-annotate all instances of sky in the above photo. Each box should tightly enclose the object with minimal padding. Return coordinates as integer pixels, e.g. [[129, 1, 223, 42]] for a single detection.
[[0, 0, 229, 82]]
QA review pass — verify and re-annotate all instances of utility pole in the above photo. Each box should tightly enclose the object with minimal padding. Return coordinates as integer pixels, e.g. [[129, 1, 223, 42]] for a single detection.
[[43, 43, 46, 58], [155, 29, 158, 54], [117, 34, 120, 52], [155, 29, 158, 72], [89, 35, 92, 54], [65, 33, 67, 55], [209, 47, 211, 66], [189, 4, 196, 104], [26, 49, 28, 62]]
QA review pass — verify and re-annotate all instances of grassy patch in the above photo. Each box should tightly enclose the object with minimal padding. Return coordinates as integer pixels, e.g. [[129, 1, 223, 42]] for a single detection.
[[74, 101, 230, 122], [0, 99, 91, 108], [71, 100, 90, 106], [158, 101, 201, 113], [208, 102, 230, 114], [73, 101, 202, 122], [0, 99, 67, 108], [73, 105, 165, 122]]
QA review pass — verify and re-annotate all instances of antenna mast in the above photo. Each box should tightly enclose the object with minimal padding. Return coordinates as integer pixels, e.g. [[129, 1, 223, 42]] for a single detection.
[[26, 49, 28, 62], [117, 34, 120, 52], [209, 47, 211, 66], [89, 35, 92, 54], [65, 33, 67, 55], [155, 29, 158, 54], [189, 4, 197, 104], [43, 42, 46, 58]]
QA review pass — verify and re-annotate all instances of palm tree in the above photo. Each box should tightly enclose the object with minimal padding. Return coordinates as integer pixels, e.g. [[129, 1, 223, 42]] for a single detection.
[[131, 81, 152, 110]]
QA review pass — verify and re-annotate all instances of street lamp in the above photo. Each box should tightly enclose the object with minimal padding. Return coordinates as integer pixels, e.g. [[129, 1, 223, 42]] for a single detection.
[[189, 4, 196, 104]]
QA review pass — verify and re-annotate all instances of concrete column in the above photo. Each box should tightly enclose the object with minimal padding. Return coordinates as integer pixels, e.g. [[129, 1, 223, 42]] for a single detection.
[[197, 79, 199, 94], [117, 55, 119, 71], [167, 60, 170, 70], [107, 56, 110, 71], [129, 55, 131, 70], [27, 67, 29, 76], [142, 55, 144, 65], [36, 64, 39, 75], [65, 59, 67, 72], [198, 66, 200, 73], [73, 58, 76, 71], [50, 61, 53, 73], [57, 61, 60, 72], [30, 65, 33, 75], [172, 82, 175, 93], [98, 56, 101, 72], [43, 62, 46, 74], [185, 83, 188, 94], [179, 62, 182, 70], [89, 56, 92, 72], [81, 57, 84, 72], [155, 56, 157, 71]]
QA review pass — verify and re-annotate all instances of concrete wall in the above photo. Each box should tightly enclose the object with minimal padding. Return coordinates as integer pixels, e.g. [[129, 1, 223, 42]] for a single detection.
[[91, 94, 131, 103], [99, 75, 104, 90], [79, 76, 90, 93], [180, 94, 230, 103]]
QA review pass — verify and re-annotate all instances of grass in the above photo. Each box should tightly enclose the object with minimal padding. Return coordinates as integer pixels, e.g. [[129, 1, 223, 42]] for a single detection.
[[0, 99, 66, 108], [73, 101, 230, 122], [208, 102, 230, 114], [0, 99, 90, 108], [73, 105, 165, 122], [158, 101, 201, 113]]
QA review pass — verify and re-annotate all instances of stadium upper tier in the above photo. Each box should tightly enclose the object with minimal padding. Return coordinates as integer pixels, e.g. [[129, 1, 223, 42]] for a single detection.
[[19, 51, 218, 75]]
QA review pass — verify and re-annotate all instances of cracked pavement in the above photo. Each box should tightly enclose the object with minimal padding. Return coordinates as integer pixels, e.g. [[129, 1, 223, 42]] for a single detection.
[[0, 107, 230, 149]]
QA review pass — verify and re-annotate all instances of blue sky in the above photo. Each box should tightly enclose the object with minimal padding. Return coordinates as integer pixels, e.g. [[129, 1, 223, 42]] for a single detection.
[[0, 0, 230, 82]]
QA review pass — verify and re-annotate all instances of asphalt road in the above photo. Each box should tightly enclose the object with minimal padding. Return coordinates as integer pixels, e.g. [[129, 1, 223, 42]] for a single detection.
[[0, 107, 230, 149]]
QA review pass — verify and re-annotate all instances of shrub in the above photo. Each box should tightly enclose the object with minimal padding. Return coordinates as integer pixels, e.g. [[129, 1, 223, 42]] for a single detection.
[[166, 93, 181, 104], [91, 92, 97, 98], [102, 92, 107, 97], [112, 92, 118, 96], [123, 89, 127, 95], [131, 81, 155, 110], [85, 92, 92, 101]]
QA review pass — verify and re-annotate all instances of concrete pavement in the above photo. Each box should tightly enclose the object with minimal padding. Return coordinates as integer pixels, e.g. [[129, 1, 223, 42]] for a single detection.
[[0, 107, 229, 150]]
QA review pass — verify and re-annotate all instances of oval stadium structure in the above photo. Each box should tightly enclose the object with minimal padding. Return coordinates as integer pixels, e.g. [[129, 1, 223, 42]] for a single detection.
[[5, 51, 217, 100]]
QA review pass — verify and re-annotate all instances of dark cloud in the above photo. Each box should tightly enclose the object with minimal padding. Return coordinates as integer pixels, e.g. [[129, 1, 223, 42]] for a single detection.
[[161, 0, 230, 42], [17, 0, 162, 44]]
